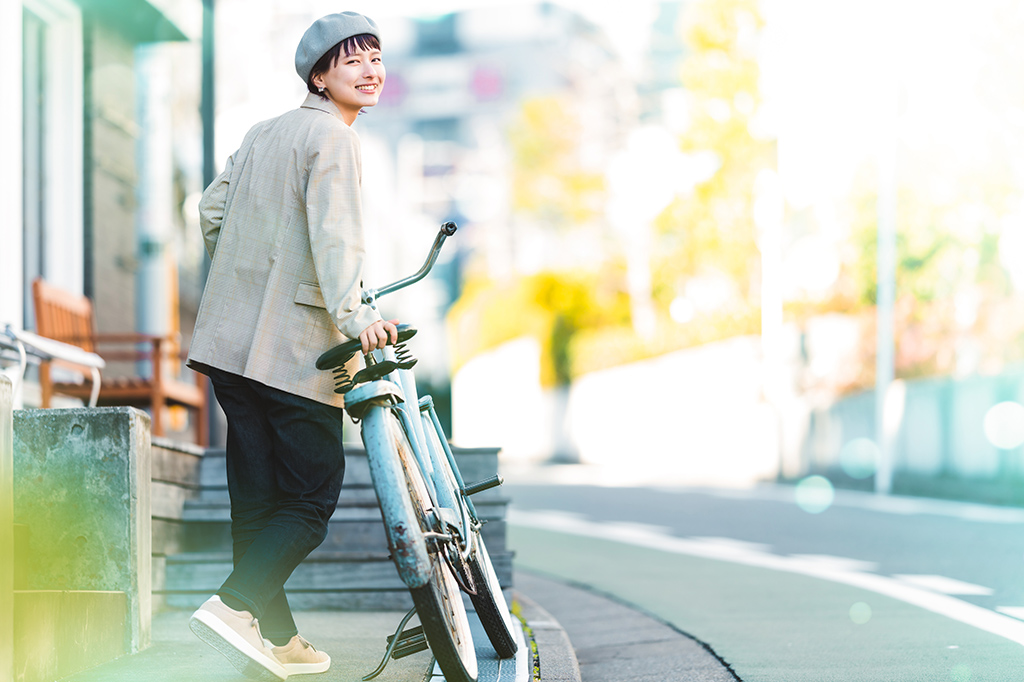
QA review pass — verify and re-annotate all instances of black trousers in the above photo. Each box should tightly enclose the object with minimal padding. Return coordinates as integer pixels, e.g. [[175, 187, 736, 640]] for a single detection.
[[207, 366, 346, 640]]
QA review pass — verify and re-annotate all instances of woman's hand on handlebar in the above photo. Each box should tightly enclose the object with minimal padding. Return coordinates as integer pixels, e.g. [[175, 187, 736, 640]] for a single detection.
[[359, 318, 399, 355]]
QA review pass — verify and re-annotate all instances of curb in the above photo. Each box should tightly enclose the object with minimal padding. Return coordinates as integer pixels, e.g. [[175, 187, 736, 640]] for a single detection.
[[514, 591, 582, 682]]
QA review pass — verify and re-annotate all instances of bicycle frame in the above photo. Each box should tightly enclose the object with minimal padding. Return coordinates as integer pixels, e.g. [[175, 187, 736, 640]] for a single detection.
[[324, 221, 516, 682], [364, 349, 475, 567], [344, 220, 477, 588]]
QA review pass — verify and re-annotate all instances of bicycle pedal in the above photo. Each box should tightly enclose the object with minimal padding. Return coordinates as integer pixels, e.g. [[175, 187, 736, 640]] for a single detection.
[[464, 474, 503, 496], [386, 626, 429, 659]]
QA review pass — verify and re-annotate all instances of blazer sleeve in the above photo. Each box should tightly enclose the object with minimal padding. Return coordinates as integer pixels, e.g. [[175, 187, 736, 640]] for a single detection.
[[305, 123, 382, 339], [198, 153, 235, 259]]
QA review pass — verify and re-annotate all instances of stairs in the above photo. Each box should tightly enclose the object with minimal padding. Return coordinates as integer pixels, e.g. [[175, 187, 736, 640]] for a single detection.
[[158, 443, 512, 610]]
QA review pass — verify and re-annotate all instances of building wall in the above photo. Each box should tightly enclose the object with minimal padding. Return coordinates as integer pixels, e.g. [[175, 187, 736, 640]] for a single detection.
[[1, 0, 84, 333], [1, 1, 200, 410], [86, 20, 140, 374], [0, 2, 24, 330]]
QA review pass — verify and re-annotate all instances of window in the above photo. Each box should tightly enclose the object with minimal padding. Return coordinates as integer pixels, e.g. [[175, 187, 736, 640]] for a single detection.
[[415, 14, 459, 56], [18, 0, 84, 330]]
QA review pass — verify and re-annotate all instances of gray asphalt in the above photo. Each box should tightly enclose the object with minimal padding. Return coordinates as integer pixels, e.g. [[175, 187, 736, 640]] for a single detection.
[[504, 479, 1024, 681], [504, 481, 1024, 612]]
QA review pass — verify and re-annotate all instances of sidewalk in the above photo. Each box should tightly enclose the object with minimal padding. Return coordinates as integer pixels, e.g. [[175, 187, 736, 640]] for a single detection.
[[57, 609, 432, 682], [53, 572, 733, 682], [516, 573, 736, 682]]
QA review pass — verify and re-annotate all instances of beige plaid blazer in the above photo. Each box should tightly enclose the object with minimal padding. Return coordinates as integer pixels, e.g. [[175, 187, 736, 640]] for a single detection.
[[187, 93, 380, 407]]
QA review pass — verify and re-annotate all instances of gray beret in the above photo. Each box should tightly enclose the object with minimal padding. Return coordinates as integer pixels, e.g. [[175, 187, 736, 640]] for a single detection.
[[295, 11, 380, 83]]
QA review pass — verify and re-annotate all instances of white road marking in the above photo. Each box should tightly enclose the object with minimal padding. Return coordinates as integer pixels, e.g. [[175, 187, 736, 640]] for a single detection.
[[997, 607, 1024, 621], [789, 554, 880, 573], [509, 509, 1024, 647], [603, 521, 675, 536], [689, 536, 774, 554], [654, 484, 1024, 524], [893, 574, 994, 596]]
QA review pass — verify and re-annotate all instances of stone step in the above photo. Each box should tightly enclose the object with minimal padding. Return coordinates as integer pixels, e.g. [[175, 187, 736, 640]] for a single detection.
[[177, 508, 509, 556], [164, 443, 510, 611], [197, 446, 505, 497], [180, 485, 510, 554], [185, 483, 381, 506], [161, 549, 514, 612], [183, 494, 510, 520], [14, 590, 128, 682]]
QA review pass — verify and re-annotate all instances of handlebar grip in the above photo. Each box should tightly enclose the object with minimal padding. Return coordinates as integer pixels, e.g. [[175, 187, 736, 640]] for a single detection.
[[441, 221, 458, 236]]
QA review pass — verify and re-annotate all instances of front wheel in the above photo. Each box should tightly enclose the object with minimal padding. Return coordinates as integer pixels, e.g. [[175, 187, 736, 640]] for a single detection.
[[362, 405, 478, 682], [411, 554, 478, 682], [467, 534, 518, 658]]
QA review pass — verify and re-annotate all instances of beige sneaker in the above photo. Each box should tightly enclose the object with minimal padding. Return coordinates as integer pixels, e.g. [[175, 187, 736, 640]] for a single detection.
[[271, 635, 331, 675], [189, 596, 288, 681]]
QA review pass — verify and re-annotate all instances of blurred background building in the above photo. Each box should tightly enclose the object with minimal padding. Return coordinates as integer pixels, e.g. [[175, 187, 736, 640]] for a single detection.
[[7, 0, 1024, 500], [2, 0, 204, 440]]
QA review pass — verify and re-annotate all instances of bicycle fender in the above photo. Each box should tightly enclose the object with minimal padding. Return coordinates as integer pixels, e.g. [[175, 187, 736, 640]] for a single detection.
[[344, 380, 405, 420], [361, 405, 433, 589]]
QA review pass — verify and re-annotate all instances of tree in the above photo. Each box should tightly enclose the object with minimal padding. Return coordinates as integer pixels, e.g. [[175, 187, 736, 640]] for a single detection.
[[653, 0, 775, 304], [507, 96, 605, 228]]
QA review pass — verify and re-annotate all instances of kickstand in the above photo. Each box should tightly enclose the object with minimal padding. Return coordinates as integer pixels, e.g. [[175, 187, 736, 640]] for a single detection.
[[363, 606, 425, 681]]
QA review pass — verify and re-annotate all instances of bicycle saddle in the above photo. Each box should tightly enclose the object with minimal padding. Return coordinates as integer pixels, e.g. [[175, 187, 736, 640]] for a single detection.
[[315, 323, 418, 370]]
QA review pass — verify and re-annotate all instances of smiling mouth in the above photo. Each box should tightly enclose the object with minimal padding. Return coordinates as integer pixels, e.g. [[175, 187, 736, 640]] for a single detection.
[[356, 84, 377, 93]]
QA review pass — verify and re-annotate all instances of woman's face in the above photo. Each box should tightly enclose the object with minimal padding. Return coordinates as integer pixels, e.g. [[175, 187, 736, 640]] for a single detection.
[[314, 46, 386, 124]]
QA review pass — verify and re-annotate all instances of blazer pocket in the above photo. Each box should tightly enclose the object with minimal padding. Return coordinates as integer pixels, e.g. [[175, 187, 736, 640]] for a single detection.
[[294, 281, 327, 309]]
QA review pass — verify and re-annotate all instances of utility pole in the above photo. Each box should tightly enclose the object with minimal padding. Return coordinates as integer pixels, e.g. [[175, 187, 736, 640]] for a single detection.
[[875, 60, 899, 495], [201, 0, 220, 446]]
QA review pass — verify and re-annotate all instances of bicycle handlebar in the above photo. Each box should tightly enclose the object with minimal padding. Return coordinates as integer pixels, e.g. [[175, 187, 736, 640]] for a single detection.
[[362, 221, 457, 307]]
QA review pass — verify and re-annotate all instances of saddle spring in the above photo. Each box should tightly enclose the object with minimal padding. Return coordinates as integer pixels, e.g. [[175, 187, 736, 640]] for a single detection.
[[393, 340, 418, 370], [332, 364, 356, 395], [331, 340, 418, 396]]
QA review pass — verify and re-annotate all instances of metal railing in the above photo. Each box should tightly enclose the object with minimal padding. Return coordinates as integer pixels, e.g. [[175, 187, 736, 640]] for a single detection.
[[0, 324, 106, 407]]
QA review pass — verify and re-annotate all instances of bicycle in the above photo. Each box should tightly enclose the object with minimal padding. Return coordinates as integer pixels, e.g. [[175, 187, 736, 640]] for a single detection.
[[315, 221, 517, 682]]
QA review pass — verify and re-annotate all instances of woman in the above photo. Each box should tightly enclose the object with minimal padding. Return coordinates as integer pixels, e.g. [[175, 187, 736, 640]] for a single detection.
[[186, 12, 396, 680]]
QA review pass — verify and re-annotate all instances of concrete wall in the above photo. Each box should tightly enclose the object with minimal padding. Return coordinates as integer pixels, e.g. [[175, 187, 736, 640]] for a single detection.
[[453, 335, 779, 486], [1, 376, 12, 682], [804, 370, 1024, 484], [13, 407, 152, 653]]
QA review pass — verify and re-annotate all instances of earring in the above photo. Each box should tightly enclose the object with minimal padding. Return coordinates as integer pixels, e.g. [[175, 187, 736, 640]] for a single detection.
[[318, 86, 325, 93]]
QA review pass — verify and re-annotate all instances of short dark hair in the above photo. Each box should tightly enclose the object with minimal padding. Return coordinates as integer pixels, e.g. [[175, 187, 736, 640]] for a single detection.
[[306, 33, 381, 96]]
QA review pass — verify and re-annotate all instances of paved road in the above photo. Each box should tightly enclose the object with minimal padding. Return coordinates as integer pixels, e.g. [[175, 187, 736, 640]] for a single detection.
[[505, 480, 1024, 681]]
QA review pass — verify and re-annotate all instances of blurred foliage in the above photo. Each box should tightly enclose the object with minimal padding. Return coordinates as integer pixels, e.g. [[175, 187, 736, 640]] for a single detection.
[[448, 270, 631, 387], [449, 95, 620, 387], [844, 170, 1014, 309], [448, 0, 1024, 401], [818, 164, 1024, 389], [571, 307, 761, 376], [653, 0, 774, 295], [507, 96, 606, 227], [449, 0, 775, 385]]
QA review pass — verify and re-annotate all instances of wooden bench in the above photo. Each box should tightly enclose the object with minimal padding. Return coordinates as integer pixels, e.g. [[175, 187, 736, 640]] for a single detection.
[[32, 278, 207, 445]]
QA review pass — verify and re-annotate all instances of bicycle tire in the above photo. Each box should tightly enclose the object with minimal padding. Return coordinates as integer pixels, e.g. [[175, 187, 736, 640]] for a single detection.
[[411, 552, 478, 682], [467, 534, 518, 658], [418, 408, 517, 659], [376, 408, 478, 682]]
